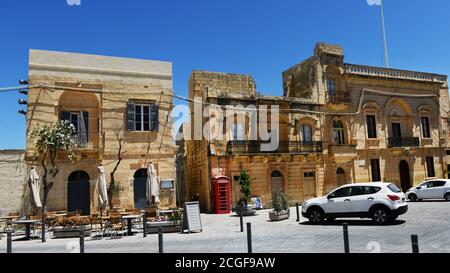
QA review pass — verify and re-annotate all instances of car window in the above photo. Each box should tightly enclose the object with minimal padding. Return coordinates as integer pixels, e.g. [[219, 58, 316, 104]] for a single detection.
[[387, 184, 402, 193], [433, 181, 446, 187], [350, 186, 364, 196], [364, 186, 382, 194], [329, 187, 352, 198]]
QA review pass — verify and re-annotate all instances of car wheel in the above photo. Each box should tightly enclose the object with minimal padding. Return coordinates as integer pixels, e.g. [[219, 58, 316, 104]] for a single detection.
[[308, 208, 324, 224], [409, 194, 418, 202], [371, 207, 390, 225], [445, 193, 450, 202]]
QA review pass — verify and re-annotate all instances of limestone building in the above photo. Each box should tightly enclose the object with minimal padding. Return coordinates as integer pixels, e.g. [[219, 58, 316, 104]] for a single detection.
[[25, 50, 176, 214], [184, 43, 450, 213]]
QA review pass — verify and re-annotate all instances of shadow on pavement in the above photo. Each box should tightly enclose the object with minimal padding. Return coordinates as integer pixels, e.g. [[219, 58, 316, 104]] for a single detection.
[[299, 219, 406, 226]]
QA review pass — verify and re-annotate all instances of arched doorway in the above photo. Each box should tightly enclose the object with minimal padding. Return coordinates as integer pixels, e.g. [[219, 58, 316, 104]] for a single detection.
[[68, 171, 91, 215], [336, 168, 346, 187], [399, 161, 411, 192], [271, 170, 285, 196], [134, 169, 148, 209]]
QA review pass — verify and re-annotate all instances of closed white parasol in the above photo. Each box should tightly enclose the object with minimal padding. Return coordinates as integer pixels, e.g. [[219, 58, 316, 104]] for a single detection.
[[147, 162, 160, 207], [28, 166, 42, 209]]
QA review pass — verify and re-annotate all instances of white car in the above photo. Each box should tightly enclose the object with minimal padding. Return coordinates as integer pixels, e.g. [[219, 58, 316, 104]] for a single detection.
[[302, 183, 408, 225], [406, 179, 450, 202]]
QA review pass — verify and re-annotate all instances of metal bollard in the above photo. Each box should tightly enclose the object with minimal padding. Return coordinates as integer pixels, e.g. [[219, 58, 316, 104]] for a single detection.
[[79, 229, 85, 254], [411, 235, 419, 253], [343, 223, 350, 254], [41, 214, 46, 243], [158, 227, 163, 254], [143, 214, 147, 238], [240, 207, 244, 233], [296, 203, 300, 222], [247, 222, 252, 254], [7, 231, 12, 253]]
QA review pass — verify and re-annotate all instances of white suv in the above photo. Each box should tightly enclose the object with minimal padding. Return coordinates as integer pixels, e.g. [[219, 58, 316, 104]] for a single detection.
[[302, 183, 408, 225], [406, 179, 450, 202]]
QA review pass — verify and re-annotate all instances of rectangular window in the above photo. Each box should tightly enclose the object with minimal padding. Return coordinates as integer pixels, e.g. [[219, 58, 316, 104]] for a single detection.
[[370, 159, 381, 182], [301, 125, 312, 143], [127, 102, 159, 132], [304, 172, 316, 178], [426, 156, 435, 177], [326, 79, 336, 95], [160, 180, 174, 189], [135, 104, 150, 132], [421, 117, 431, 138], [60, 111, 89, 147], [366, 115, 378, 139]]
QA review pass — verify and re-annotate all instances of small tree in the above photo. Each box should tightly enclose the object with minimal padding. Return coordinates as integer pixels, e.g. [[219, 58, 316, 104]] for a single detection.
[[32, 120, 76, 210], [108, 122, 124, 209], [272, 191, 289, 212], [237, 170, 252, 206]]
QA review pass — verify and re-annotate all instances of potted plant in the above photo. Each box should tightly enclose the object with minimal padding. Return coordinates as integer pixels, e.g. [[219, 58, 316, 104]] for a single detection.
[[52, 216, 92, 238], [235, 170, 256, 216], [269, 191, 290, 221]]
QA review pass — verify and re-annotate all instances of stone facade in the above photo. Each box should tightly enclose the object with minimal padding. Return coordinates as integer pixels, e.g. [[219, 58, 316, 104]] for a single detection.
[[0, 150, 27, 216], [25, 50, 176, 214], [184, 43, 450, 213]]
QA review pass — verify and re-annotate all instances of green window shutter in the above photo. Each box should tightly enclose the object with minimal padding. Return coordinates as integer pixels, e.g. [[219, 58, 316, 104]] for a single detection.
[[60, 111, 70, 122], [150, 104, 160, 131], [127, 102, 135, 131], [83, 111, 89, 140]]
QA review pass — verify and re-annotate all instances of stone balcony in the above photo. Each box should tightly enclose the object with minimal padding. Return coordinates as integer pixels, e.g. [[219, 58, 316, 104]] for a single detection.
[[227, 140, 323, 155], [328, 144, 357, 163], [345, 64, 447, 83]]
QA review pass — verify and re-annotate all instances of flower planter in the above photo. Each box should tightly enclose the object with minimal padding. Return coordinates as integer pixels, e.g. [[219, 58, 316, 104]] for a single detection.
[[235, 206, 257, 217], [145, 220, 182, 234], [269, 209, 290, 221], [52, 225, 92, 238]]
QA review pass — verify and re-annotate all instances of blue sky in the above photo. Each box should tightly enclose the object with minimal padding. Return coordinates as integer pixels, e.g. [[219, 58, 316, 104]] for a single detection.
[[0, 0, 449, 149]]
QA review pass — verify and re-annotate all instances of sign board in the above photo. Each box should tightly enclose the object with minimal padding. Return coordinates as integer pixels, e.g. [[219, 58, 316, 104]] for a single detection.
[[182, 201, 203, 233]]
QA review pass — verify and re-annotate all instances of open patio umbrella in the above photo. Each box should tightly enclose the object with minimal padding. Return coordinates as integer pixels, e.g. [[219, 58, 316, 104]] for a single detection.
[[97, 164, 108, 211], [147, 162, 160, 207], [28, 166, 42, 209]]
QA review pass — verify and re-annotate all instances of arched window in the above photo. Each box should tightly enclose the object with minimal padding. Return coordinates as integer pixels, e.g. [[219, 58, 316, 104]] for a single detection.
[[271, 170, 283, 178], [301, 124, 312, 143], [333, 120, 345, 145]]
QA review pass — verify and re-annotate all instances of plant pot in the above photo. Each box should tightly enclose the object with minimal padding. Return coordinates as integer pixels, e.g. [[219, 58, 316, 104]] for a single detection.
[[52, 225, 92, 238], [235, 206, 257, 217], [269, 209, 290, 221], [145, 220, 182, 234]]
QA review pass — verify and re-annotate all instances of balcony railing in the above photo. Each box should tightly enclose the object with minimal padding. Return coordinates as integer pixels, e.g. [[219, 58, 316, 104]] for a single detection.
[[388, 137, 420, 148], [227, 140, 323, 155], [327, 91, 351, 104]]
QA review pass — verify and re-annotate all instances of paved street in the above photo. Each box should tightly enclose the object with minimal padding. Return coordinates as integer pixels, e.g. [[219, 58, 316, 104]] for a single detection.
[[2, 201, 450, 253]]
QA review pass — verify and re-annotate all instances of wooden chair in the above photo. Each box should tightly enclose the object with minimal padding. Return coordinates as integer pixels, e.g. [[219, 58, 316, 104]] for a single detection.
[[106, 213, 124, 239], [90, 215, 104, 238], [29, 215, 43, 238]]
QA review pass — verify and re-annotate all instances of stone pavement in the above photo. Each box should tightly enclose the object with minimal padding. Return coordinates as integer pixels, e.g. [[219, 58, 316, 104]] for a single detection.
[[2, 201, 450, 253]]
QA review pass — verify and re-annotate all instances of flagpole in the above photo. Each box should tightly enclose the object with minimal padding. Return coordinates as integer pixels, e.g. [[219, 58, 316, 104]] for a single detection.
[[380, 0, 389, 68]]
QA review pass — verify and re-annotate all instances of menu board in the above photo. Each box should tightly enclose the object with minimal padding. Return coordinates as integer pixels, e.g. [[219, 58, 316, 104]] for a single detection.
[[182, 202, 203, 233]]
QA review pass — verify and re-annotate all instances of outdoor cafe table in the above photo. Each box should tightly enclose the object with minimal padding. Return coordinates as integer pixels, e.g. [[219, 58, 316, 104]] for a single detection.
[[122, 215, 142, 236], [0, 216, 17, 225], [13, 220, 39, 240]]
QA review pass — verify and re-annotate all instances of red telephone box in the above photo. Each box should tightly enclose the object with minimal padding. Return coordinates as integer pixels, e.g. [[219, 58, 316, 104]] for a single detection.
[[212, 176, 231, 214]]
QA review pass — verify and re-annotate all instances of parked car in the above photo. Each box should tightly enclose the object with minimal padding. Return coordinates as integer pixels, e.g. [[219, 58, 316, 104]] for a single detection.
[[302, 183, 408, 225], [406, 179, 450, 202]]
